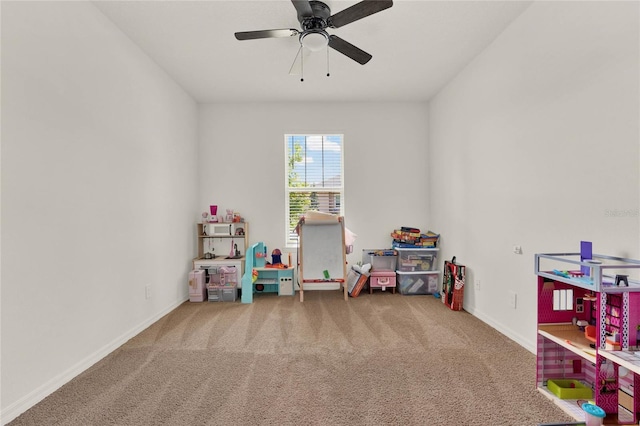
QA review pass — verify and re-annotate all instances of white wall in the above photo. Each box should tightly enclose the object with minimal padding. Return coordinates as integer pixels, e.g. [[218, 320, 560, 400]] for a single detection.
[[428, 0, 640, 351], [198, 103, 430, 268], [3, 0, 637, 422], [1, 2, 198, 423]]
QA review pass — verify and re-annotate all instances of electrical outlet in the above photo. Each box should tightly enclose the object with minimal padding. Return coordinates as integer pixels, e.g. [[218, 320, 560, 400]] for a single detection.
[[145, 284, 152, 299], [513, 245, 522, 255], [475, 279, 481, 291], [508, 291, 517, 309]]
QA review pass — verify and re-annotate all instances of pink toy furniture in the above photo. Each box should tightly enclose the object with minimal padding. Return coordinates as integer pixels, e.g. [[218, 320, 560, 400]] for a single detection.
[[188, 269, 206, 302], [370, 270, 396, 294], [535, 251, 640, 423]]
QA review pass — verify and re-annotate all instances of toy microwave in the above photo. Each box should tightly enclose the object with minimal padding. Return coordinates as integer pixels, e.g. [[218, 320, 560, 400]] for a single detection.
[[209, 223, 244, 236]]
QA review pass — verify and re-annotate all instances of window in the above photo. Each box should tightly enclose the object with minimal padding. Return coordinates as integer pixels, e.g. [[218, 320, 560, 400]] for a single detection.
[[285, 134, 344, 246], [553, 289, 574, 311]]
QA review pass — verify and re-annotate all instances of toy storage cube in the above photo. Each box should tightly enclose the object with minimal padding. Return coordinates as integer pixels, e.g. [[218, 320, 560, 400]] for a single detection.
[[369, 270, 396, 294], [397, 271, 439, 295], [396, 248, 438, 272], [188, 270, 206, 302]]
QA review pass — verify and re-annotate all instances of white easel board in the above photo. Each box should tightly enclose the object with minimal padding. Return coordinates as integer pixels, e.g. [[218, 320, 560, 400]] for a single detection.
[[297, 216, 347, 301]]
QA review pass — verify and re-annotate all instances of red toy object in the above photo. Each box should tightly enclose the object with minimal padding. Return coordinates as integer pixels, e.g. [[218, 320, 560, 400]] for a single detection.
[[584, 325, 596, 343], [266, 263, 288, 269], [442, 257, 465, 311]]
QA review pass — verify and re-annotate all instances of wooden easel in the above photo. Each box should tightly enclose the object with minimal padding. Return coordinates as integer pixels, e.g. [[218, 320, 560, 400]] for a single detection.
[[296, 215, 348, 302]]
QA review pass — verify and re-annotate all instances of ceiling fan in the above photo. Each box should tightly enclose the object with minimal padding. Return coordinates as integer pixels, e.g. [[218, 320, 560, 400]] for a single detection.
[[234, 0, 393, 66]]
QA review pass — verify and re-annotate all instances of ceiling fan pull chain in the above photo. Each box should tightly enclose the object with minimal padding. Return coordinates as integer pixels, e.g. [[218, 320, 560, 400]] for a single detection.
[[326, 47, 330, 77], [301, 47, 304, 82]]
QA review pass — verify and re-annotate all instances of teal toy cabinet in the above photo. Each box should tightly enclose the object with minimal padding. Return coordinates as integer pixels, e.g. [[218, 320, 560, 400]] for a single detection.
[[241, 242, 294, 303]]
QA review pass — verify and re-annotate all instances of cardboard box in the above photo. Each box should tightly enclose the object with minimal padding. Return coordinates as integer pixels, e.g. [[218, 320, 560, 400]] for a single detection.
[[347, 267, 368, 298]]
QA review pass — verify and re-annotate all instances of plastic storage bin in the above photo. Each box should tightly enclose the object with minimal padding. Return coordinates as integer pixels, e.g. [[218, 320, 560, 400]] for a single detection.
[[397, 271, 439, 295], [221, 266, 238, 285], [396, 248, 438, 272], [362, 249, 397, 271], [208, 283, 237, 302], [372, 256, 397, 271], [206, 268, 225, 287]]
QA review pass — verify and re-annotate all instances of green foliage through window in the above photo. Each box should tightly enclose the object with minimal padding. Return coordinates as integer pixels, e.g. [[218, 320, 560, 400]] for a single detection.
[[285, 134, 344, 245]]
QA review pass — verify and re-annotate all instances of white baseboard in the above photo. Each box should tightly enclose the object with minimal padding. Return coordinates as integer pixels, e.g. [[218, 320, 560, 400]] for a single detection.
[[464, 305, 536, 354], [1, 297, 188, 426]]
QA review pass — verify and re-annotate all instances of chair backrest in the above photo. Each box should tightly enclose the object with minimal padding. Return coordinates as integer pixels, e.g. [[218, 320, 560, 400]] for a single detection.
[[241, 242, 263, 286]]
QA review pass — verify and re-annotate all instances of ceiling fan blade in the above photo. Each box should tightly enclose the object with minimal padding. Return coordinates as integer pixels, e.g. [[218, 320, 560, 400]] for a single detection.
[[328, 0, 393, 28], [235, 29, 299, 41], [328, 35, 372, 65], [291, 0, 313, 21]]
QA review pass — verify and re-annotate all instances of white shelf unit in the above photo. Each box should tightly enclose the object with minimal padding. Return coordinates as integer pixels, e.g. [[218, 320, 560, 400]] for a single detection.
[[196, 222, 248, 261], [193, 222, 248, 292]]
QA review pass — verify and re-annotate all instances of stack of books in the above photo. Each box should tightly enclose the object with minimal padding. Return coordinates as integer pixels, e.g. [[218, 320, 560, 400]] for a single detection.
[[391, 227, 439, 248]]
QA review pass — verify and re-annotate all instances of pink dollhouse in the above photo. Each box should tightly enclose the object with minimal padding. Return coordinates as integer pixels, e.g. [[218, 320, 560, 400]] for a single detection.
[[535, 251, 640, 423]]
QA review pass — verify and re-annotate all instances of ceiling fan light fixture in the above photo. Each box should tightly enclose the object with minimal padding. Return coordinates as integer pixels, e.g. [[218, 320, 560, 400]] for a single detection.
[[300, 31, 328, 52], [234, 0, 394, 67]]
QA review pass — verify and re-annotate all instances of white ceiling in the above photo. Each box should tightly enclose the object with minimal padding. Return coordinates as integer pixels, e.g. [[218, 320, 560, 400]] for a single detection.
[[93, 0, 533, 103]]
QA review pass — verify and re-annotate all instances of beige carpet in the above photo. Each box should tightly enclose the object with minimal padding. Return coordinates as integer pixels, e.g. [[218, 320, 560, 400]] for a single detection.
[[9, 291, 575, 425]]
